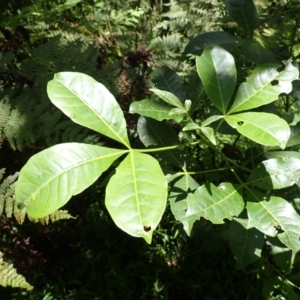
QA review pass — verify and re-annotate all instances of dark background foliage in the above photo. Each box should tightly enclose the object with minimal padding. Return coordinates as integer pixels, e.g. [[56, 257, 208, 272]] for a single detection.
[[1, 0, 300, 298]]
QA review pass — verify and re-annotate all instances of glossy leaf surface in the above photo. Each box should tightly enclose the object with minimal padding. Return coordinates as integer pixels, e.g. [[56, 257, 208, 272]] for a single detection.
[[229, 60, 299, 113], [247, 190, 300, 254], [47, 72, 130, 147], [105, 151, 168, 244], [225, 112, 290, 149], [228, 218, 264, 269], [129, 99, 183, 122], [247, 157, 300, 189], [196, 46, 236, 114], [224, 0, 257, 38], [187, 183, 244, 224], [15, 143, 127, 218]]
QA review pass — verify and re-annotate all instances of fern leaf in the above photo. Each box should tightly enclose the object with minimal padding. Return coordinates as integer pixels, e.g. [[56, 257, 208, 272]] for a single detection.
[[0, 252, 33, 290]]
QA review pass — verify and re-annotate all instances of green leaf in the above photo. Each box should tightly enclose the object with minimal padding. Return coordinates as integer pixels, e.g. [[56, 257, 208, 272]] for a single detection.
[[15, 143, 127, 218], [105, 151, 168, 244], [168, 174, 200, 236], [225, 112, 290, 149], [187, 183, 244, 224], [151, 67, 186, 101], [247, 157, 300, 190], [264, 151, 300, 161], [228, 60, 299, 113], [224, 0, 258, 38], [241, 42, 278, 64], [196, 46, 236, 114], [169, 107, 186, 115], [247, 190, 300, 255], [182, 123, 201, 131], [138, 117, 184, 167], [201, 115, 224, 127], [228, 218, 264, 269], [184, 31, 241, 55], [150, 88, 184, 109], [129, 99, 183, 122], [200, 127, 216, 145], [187, 75, 205, 113], [47, 72, 130, 147], [286, 123, 300, 147]]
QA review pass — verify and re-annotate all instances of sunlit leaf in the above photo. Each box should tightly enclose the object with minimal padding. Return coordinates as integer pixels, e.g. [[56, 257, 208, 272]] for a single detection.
[[196, 46, 236, 114], [247, 190, 300, 255], [225, 112, 290, 149], [187, 183, 244, 224], [105, 151, 168, 244], [229, 60, 299, 113], [15, 143, 127, 218], [247, 157, 300, 190], [47, 72, 130, 147]]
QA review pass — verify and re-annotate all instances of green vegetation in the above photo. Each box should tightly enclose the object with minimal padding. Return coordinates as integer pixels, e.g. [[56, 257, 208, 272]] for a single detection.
[[1, 0, 300, 299]]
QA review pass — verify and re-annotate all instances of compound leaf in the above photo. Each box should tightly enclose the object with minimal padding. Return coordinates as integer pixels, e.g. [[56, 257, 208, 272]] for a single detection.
[[105, 151, 168, 244], [15, 143, 126, 218], [47, 72, 130, 147]]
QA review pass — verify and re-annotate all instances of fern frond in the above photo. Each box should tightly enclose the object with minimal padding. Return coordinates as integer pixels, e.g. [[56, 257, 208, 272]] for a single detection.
[[0, 252, 33, 290], [28, 210, 73, 225]]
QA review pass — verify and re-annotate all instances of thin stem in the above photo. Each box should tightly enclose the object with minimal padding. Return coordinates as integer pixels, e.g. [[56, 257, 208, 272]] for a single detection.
[[135, 141, 201, 153], [175, 167, 232, 175]]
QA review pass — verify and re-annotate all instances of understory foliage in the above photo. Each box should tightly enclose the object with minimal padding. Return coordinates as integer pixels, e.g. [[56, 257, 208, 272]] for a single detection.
[[1, 0, 300, 298]]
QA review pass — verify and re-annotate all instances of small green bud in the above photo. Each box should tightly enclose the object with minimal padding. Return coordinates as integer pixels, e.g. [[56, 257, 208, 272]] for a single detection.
[[184, 99, 192, 112]]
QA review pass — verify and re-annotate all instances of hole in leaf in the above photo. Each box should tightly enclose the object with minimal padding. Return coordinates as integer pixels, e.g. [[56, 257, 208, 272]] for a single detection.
[[237, 121, 244, 125], [143, 225, 151, 232], [274, 225, 284, 235], [271, 80, 279, 86]]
